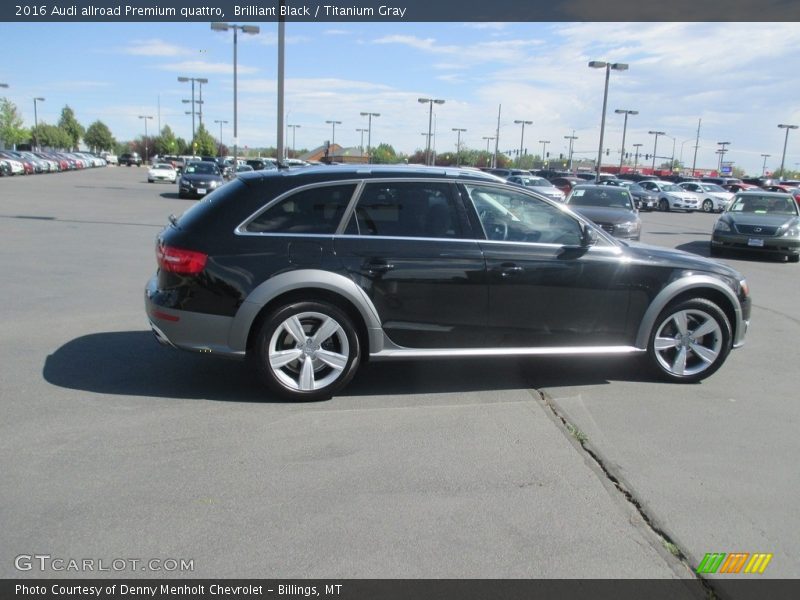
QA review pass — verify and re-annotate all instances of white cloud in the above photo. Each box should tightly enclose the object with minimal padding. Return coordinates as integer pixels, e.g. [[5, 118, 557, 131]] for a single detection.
[[122, 39, 194, 57], [155, 61, 259, 75]]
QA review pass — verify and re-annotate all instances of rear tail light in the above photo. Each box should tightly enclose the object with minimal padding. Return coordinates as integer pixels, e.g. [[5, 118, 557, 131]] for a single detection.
[[156, 244, 207, 275]]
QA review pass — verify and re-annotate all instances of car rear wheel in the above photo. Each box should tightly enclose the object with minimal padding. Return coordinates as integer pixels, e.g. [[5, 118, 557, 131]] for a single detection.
[[702, 199, 714, 213], [254, 301, 361, 401], [659, 198, 670, 212], [647, 298, 732, 383]]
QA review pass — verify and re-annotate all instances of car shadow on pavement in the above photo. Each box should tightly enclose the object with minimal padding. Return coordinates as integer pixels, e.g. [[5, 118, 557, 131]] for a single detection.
[[43, 332, 654, 402], [159, 192, 182, 200]]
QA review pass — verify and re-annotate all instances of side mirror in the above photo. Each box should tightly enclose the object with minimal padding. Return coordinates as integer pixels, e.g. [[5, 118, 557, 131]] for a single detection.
[[581, 223, 598, 247]]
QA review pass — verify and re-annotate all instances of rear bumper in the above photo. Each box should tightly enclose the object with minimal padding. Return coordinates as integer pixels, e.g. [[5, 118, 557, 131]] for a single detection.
[[145, 276, 244, 358]]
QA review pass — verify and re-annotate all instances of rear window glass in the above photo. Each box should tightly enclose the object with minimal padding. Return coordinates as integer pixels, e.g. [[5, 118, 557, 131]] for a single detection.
[[245, 184, 356, 234]]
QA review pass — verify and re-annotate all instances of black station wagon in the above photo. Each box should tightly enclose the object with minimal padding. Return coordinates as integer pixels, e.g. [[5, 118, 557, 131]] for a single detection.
[[145, 165, 751, 401]]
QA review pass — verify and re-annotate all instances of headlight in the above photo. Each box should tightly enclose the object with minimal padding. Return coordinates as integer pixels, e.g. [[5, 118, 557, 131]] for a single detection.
[[616, 221, 640, 232], [210, 180, 220, 188], [781, 224, 800, 237], [714, 220, 731, 232]]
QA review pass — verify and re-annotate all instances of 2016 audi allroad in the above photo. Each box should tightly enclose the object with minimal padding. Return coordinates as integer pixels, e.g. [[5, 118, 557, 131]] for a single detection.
[[145, 165, 751, 401]]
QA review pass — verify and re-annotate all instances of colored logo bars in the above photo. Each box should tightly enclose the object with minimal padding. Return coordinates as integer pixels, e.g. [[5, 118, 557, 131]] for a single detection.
[[697, 552, 773, 575]]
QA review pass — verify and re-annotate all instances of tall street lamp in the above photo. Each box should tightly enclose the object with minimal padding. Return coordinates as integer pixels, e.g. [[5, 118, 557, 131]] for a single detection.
[[633, 143, 643, 172], [483, 136, 495, 155], [138, 115, 153, 164], [514, 120, 532, 167], [356, 128, 367, 157], [214, 119, 228, 156], [33, 97, 45, 151], [539, 140, 550, 166], [589, 61, 629, 182], [648, 130, 665, 172], [761, 153, 771, 176], [564, 132, 577, 171], [177, 77, 208, 143], [452, 127, 466, 166], [325, 120, 342, 160], [360, 112, 379, 163], [778, 124, 798, 177], [418, 98, 445, 165], [614, 109, 637, 172], [287, 124, 300, 157], [211, 21, 260, 169]]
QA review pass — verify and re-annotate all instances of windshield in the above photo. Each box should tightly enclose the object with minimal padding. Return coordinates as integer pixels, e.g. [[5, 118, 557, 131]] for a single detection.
[[730, 195, 798, 215], [568, 188, 634, 209], [661, 184, 681, 192], [184, 163, 218, 175], [153, 164, 173, 170], [702, 184, 726, 192]]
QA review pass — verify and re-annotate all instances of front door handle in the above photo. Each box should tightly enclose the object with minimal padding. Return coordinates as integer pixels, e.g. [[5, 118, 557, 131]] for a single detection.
[[363, 260, 395, 275], [494, 263, 524, 277]]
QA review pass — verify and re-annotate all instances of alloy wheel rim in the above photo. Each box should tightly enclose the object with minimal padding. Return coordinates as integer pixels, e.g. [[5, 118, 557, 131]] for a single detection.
[[653, 309, 722, 376], [268, 311, 350, 391]]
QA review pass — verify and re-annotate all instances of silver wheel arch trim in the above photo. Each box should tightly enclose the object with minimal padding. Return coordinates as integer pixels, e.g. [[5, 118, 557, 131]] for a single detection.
[[634, 275, 743, 350], [227, 269, 384, 354]]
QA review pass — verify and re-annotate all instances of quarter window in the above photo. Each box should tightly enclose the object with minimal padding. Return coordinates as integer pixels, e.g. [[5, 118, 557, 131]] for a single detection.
[[348, 181, 463, 238], [245, 184, 356, 234]]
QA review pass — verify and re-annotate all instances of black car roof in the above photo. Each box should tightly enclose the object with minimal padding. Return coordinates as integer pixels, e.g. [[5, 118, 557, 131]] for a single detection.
[[236, 164, 506, 185]]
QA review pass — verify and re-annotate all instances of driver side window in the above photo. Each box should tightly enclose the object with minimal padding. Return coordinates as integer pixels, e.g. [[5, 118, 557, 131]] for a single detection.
[[464, 184, 583, 245]]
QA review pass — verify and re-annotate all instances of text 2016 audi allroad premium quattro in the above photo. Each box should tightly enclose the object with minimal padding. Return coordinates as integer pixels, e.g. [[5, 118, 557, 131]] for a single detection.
[[145, 166, 750, 401]]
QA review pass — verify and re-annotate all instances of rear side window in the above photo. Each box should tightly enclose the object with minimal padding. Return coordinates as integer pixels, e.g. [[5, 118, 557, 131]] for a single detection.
[[245, 183, 356, 233], [348, 181, 463, 238]]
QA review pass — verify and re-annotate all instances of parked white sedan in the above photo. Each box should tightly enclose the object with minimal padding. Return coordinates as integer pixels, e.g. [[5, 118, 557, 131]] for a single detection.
[[147, 163, 178, 183], [678, 181, 734, 213], [638, 180, 701, 212]]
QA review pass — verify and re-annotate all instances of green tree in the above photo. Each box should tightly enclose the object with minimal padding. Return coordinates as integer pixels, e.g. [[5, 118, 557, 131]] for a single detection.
[[58, 105, 84, 150], [0, 97, 29, 148], [191, 123, 216, 156], [370, 143, 398, 164], [31, 123, 72, 149], [84, 120, 116, 152], [154, 125, 178, 156]]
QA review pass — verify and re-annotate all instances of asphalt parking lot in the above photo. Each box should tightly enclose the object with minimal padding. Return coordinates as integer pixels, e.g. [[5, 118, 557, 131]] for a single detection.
[[0, 167, 797, 587]]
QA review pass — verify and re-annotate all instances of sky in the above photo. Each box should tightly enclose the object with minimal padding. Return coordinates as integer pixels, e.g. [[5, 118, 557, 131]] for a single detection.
[[1, 21, 799, 175]]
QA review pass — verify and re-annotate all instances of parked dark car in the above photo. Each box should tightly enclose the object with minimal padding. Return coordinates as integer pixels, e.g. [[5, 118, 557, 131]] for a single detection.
[[177, 161, 225, 199], [711, 192, 800, 262], [597, 179, 658, 211], [0, 159, 11, 177], [565, 184, 641, 240], [617, 173, 658, 183], [701, 176, 742, 186], [119, 152, 142, 167], [146, 165, 750, 401]]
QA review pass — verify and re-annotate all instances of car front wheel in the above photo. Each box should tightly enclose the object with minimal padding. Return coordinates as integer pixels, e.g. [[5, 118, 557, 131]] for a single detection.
[[659, 198, 670, 212], [647, 298, 732, 383], [702, 199, 714, 213], [254, 301, 361, 401]]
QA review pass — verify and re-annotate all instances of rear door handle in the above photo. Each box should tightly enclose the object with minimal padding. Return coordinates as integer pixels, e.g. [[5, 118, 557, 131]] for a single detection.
[[363, 260, 395, 275], [494, 263, 524, 277]]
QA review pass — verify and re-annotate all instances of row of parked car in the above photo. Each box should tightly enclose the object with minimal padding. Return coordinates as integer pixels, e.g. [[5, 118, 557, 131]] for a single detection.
[[0, 149, 109, 176]]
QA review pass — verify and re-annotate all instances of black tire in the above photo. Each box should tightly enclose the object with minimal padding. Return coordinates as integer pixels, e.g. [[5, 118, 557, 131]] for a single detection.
[[253, 300, 361, 401], [659, 198, 670, 212], [646, 298, 732, 383], [702, 199, 714, 213], [788, 254, 800, 263]]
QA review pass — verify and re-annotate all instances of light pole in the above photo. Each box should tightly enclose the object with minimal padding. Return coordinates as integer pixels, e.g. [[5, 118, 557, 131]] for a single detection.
[[325, 120, 341, 160], [716, 141, 730, 173], [32, 97, 45, 151], [539, 140, 550, 166], [483, 136, 495, 155], [649, 131, 665, 172], [513, 120, 532, 167], [418, 98, 445, 166], [614, 109, 637, 172], [452, 127, 466, 166], [679, 138, 694, 166], [589, 61, 629, 182], [211, 22, 260, 170], [761, 153, 771, 176], [778, 124, 798, 177], [287, 124, 300, 157], [177, 77, 208, 143], [564, 132, 577, 171], [356, 128, 367, 157], [138, 115, 153, 163], [360, 112, 379, 163], [633, 143, 643, 172], [214, 119, 228, 156]]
